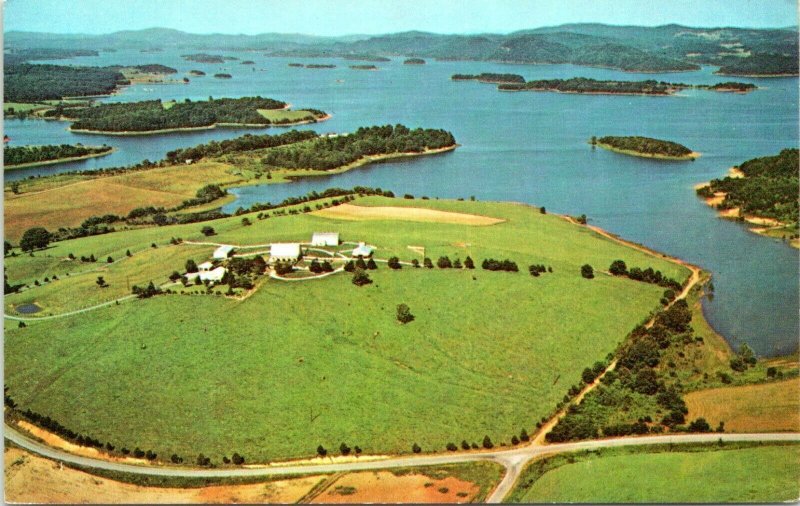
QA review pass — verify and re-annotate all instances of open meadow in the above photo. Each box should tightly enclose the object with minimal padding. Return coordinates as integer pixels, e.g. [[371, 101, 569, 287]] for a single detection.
[[4, 198, 690, 463], [507, 444, 800, 503]]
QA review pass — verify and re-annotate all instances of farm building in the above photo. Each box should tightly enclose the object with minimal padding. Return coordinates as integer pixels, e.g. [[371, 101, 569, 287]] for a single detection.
[[186, 266, 227, 284], [270, 243, 301, 263], [213, 245, 235, 259], [311, 232, 340, 246], [351, 242, 374, 257], [198, 261, 214, 272]]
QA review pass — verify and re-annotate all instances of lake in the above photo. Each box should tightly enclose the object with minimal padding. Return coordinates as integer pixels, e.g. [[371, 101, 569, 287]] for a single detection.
[[5, 49, 798, 356]]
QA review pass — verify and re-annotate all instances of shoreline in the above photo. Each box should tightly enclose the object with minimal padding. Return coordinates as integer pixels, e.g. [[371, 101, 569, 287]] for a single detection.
[[4, 148, 116, 170], [66, 114, 331, 136], [695, 169, 798, 249], [714, 71, 799, 78], [595, 142, 700, 160], [499, 87, 676, 97]]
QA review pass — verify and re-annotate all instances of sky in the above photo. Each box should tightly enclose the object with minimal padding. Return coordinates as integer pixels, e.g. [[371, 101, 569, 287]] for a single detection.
[[3, 0, 798, 36]]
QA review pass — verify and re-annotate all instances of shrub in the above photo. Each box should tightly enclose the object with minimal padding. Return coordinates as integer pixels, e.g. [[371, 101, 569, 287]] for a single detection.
[[396, 303, 414, 324], [520, 429, 530, 442], [201, 226, 215, 236], [464, 256, 475, 269], [461, 440, 470, 450], [482, 435, 493, 449], [366, 258, 378, 269], [388, 256, 402, 269], [412, 443, 421, 453], [317, 445, 327, 457], [581, 264, 594, 279], [446, 442, 458, 451], [231, 452, 245, 465], [437, 256, 452, 268], [609, 259, 627, 276], [423, 257, 434, 269], [352, 269, 372, 287]]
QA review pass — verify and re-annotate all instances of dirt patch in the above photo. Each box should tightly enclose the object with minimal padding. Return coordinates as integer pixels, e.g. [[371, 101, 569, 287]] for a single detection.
[[4, 447, 323, 504], [310, 471, 479, 504], [313, 203, 504, 226], [684, 378, 800, 432]]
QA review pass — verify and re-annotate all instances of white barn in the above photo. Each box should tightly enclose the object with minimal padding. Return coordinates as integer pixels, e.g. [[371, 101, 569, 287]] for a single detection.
[[351, 242, 374, 257], [186, 266, 227, 284], [198, 261, 214, 272], [270, 243, 301, 263], [311, 232, 339, 247], [213, 245, 235, 259]]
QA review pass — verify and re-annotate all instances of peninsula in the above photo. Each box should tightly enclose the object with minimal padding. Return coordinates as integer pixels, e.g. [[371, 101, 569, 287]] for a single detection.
[[494, 77, 756, 96], [4, 144, 115, 169]]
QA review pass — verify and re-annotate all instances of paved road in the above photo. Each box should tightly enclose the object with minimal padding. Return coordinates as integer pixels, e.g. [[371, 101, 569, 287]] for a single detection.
[[5, 423, 798, 502]]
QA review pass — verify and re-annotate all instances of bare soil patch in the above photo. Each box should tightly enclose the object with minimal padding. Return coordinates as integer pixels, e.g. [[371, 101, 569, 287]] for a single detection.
[[310, 470, 479, 504], [313, 203, 504, 226]]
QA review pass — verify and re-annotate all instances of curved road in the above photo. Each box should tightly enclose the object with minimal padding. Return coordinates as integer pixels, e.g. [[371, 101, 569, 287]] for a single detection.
[[5, 423, 798, 502]]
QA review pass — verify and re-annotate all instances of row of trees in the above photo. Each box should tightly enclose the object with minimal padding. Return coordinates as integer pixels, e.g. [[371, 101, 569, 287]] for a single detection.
[[608, 259, 683, 292], [482, 258, 519, 272], [4, 144, 112, 166], [260, 124, 456, 171]]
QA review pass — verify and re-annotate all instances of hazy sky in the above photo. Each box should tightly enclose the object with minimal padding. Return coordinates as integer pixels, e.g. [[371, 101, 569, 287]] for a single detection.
[[4, 0, 797, 35]]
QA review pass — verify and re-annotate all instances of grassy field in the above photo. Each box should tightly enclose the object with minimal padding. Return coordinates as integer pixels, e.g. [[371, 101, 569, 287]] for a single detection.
[[257, 108, 322, 122], [684, 378, 800, 432], [4, 198, 690, 463], [3, 161, 249, 242], [507, 444, 800, 503]]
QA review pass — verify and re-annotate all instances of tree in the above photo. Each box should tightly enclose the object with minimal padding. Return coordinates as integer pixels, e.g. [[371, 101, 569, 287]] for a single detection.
[[201, 226, 215, 236], [609, 259, 627, 276], [169, 271, 182, 282], [309, 259, 323, 274], [540, 206, 546, 214], [186, 259, 198, 273], [581, 264, 594, 279], [4, 241, 11, 256], [396, 303, 414, 324], [687, 418, 712, 433], [387, 256, 402, 269], [339, 443, 351, 456], [96, 276, 107, 288], [344, 260, 355, 272], [231, 452, 245, 465], [576, 214, 587, 225], [366, 258, 378, 270], [482, 435, 494, 449], [352, 269, 372, 287], [317, 445, 327, 457], [437, 256, 452, 268], [241, 217, 251, 226], [423, 257, 434, 269], [520, 429, 530, 442], [412, 443, 421, 453], [461, 440, 470, 450], [511, 435, 520, 445], [464, 256, 475, 269], [107, 256, 114, 263], [20, 227, 51, 252], [355, 257, 367, 270], [126, 249, 132, 257], [321, 260, 334, 273], [446, 442, 458, 451]]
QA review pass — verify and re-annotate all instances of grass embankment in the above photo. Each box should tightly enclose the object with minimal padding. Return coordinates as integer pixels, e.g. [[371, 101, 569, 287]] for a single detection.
[[506, 443, 800, 503], [4, 147, 116, 170], [4, 198, 688, 463], [684, 378, 800, 432]]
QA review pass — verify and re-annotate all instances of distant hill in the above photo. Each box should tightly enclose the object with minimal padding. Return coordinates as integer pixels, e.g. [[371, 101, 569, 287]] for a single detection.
[[5, 24, 797, 74]]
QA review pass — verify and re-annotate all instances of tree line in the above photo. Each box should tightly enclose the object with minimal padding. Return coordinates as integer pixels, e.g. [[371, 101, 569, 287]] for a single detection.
[[4, 144, 112, 166], [260, 124, 456, 171], [166, 130, 317, 163]]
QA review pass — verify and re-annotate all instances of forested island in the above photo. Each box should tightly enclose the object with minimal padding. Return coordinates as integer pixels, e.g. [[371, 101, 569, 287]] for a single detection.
[[189, 70, 206, 76], [108, 64, 177, 75], [343, 55, 391, 62], [697, 149, 798, 241], [214, 73, 233, 79], [452, 73, 525, 84], [47, 97, 328, 134], [306, 64, 337, 69], [592, 136, 697, 160], [715, 54, 799, 77], [181, 53, 226, 63], [4, 63, 128, 102], [4, 144, 114, 169], [350, 65, 378, 70], [241, 60, 255, 65], [494, 77, 756, 96], [260, 124, 457, 171]]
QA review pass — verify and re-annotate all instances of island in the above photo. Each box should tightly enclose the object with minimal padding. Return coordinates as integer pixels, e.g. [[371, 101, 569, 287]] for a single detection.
[[306, 64, 337, 69], [492, 77, 757, 96], [4, 144, 114, 169], [696, 149, 798, 247], [452, 73, 525, 84], [181, 53, 226, 63], [343, 55, 391, 62], [4, 63, 129, 102], [188, 70, 206, 76], [349, 64, 378, 70], [46, 96, 329, 134], [213, 73, 233, 79], [241, 60, 255, 65], [404, 58, 426, 65], [591, 135, 699, 160], [288, 63, 304, 67]]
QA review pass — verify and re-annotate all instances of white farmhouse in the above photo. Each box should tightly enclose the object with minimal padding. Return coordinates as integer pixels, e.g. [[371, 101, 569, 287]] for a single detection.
[[198, 261, 214, 272], [351, 242, 374, 257], [311, 232, 339, 247], [270, 243, 301, 263], [185, 266, 227, 284], [213, 245, 235, 259]]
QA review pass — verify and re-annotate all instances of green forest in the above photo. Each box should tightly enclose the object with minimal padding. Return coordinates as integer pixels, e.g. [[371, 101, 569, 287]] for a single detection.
[[716, 54, 799, 76], [260, 124, 456, 171], [596, 136, 693, 157], [4, 63, 128, 102], [165, 130, 318, 163], [4, 144, 113, 167], [53, 97, 316, 132], [700, 149, 799, 224]]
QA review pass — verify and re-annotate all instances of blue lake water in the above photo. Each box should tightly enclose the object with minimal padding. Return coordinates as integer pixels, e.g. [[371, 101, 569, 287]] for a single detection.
[[5, 49, 799, 356]]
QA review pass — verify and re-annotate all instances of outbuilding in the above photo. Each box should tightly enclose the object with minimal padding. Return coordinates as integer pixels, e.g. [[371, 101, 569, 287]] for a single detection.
[[311, 232, 340, 247], [213, 245, 235, 259], [198, 261, 214, 272], [351, 242, 374, 257], [185, 266, 227, 284], [270, 243, 301, 263]]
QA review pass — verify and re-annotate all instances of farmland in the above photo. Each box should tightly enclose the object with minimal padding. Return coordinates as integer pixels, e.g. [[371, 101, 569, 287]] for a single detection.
[[506, 443, 800, 503], [4, 197, 689, 463]]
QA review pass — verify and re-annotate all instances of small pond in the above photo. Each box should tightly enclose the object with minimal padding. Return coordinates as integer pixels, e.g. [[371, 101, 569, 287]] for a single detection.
[[15, 303, 41, 314]]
